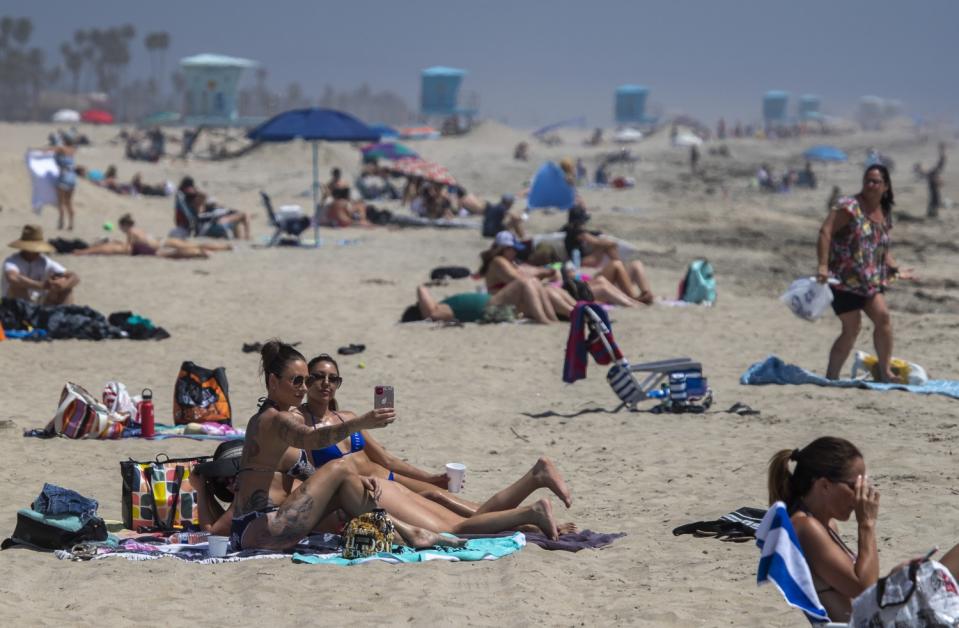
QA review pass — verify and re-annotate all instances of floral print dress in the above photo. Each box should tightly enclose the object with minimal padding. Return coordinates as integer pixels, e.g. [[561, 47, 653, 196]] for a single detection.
[[828, 196, 891, 297]]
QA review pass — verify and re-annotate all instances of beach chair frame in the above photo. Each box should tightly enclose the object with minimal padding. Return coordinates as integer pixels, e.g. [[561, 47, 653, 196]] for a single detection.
[[260, 191, 311, 246], [174, 191, 230, 239], [581, 306, 702, 411]]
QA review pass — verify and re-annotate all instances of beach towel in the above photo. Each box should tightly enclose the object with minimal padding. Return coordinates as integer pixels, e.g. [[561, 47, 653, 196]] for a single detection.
[[24, 422, 244, 441], [756, 501, 830, 623], [25, 150, 59, 213], [673, 507, 766, 542], [741, 355, 959, 400], [54, 532, 525, 566], [563, 303, 622, 383], [515, 529, 625, 552]]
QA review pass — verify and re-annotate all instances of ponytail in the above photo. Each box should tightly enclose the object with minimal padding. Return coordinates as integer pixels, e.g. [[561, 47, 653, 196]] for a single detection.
[[766, 437, 862, 511]]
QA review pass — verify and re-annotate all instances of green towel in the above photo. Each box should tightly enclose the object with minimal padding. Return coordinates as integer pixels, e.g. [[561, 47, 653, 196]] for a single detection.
[[292, 532, 525, 566]]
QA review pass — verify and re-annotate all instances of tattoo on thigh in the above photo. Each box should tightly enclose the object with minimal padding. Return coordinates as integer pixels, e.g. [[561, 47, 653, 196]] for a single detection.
[[275, 491, 317, 543], [243, 489, 272, 513]]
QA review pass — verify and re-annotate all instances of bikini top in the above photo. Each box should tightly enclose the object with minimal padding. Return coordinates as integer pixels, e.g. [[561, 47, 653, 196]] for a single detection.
[[303, 408, 366, 468]]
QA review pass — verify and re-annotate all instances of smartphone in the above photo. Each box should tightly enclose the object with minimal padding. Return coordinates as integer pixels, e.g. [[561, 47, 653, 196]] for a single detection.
[[374, 385, 394, 410]]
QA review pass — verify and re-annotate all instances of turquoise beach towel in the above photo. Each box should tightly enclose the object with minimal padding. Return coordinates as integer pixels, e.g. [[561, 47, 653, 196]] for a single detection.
[[741, 355, 959, 400], [292, 532, 526, 566]]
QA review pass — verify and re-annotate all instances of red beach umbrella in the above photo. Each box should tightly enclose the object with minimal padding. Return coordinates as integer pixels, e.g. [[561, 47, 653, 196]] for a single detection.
[[81, 109, 115, 124]]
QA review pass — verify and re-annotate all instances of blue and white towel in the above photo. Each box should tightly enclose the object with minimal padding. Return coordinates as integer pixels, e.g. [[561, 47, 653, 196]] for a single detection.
[[741, 355, 959, 401], [756, 501, 830, 623]]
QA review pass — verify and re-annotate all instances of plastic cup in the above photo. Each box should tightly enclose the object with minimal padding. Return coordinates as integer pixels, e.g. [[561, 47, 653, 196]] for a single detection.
[[445, 463, 466, 493], [208, 535, 229, 558]]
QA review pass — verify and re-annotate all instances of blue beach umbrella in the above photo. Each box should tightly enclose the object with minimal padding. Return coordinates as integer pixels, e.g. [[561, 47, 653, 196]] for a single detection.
[[803, 145, 848, 162], [248, 108, 380, 245]]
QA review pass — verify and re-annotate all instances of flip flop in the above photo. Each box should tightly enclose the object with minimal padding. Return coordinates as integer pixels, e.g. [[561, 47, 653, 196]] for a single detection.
[[727, 402, 760, 416], [337, 343, 366, 356]]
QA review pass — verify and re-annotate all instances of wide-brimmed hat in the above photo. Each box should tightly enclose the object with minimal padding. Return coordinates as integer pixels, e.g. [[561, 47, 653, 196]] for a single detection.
[[8, 225, 54, 253], [194, 440, 244, 478]]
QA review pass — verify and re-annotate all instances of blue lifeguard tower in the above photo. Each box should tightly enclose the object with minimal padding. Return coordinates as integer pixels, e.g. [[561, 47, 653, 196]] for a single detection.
[[798, 94, 822, 121], [762, 90, 789, 129], [180, 53, 258, 126], [420, 66, 470, 117], [615, 85, 650, 125]]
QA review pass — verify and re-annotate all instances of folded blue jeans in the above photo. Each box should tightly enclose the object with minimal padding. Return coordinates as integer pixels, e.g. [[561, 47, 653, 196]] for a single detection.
[[32, 483, 99, 524]]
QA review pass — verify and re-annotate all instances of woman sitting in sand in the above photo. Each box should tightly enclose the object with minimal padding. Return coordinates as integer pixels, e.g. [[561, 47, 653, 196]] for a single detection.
[[479, 231, 573, 322], [767, 436, 959, 622], [321, 168, 369, 227], [231, 342, 562, 550], [562, 204, 655, 305], [75, 214, 231, 259], [296, 352, 573, 524]]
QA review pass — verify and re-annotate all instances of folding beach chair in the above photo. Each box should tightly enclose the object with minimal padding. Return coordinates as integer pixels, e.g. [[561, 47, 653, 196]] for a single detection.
[[260, 191, 311, 246], [581, 306, 708, 412], [173, 191, 230, 239]]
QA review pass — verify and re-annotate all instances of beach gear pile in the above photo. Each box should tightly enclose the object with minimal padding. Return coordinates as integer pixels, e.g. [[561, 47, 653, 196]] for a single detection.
[[0, 298, 169, 341]]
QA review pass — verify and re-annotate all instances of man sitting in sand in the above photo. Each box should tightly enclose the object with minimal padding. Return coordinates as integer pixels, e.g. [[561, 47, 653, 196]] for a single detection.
[[75, 214, 231, 259], [2, 224, 79, 304]]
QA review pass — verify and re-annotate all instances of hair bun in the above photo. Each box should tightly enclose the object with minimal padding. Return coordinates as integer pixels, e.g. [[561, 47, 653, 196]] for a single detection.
[[789, 448, 801, 462]]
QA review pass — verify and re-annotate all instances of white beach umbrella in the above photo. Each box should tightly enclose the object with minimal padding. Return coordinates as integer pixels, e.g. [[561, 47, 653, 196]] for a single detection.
[[52, 109, 81, 123]]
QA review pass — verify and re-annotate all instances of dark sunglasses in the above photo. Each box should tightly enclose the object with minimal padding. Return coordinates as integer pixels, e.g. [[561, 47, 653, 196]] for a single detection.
[[307, 373, 342, 386], [286, 375, 308, 387]]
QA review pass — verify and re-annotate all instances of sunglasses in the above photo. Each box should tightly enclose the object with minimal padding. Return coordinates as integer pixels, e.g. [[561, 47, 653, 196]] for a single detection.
[[832, 478, 858, 491], [286, 375, 308, 387], [307, 373, 342, 386]]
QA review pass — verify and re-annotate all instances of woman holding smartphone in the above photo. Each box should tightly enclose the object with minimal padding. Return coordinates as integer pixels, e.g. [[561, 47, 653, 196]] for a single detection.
[[296, 353, 573, 538], [767, 436, 959, 622]]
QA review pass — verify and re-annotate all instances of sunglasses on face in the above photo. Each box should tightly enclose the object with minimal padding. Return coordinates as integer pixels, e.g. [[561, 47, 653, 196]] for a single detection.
[[864, 178, 884, 186], [307, 373, 342, 386], [833, 478, 858, 491], [285, 375, 308, 387]]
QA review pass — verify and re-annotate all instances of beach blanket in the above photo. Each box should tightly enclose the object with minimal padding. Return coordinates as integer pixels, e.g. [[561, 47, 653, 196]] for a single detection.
[[514, 529, 625, 552], [673, 507, 766, 542], [26, 150, 59, 213], [741, 355, 959, 400], [24, 422, 244, 441], [389, 214, 480, 230], [54, 532, 524, 565]]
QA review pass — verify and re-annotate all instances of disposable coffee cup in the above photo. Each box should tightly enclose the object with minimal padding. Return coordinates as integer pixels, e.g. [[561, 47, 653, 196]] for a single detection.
[[445, 463, 466, 493], [208, 535, 229, 558]]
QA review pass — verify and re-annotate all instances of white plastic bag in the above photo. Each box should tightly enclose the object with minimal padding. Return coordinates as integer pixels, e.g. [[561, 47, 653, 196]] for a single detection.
[[781, 277, 833, 321], [850, 560, 959, 627]]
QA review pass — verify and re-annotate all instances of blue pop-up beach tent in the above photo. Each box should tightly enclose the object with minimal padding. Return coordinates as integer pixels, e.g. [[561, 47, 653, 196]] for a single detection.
[[526, 162, 575, 210], [803, 145, 847, 162]]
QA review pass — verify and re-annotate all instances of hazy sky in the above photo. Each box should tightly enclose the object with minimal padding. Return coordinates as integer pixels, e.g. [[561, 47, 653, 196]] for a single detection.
[[7, 0, 957, 126]]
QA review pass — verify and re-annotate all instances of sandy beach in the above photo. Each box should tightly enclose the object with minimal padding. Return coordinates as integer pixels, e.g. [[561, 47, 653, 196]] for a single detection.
[[1, 121, 957, 626]]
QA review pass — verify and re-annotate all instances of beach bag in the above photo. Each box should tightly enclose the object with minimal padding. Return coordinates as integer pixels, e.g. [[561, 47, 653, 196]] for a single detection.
[[120, 454, 210, 532], [851, 350, 929, 386], [1, 508, 107, 551], [781, 277, 833, 321], [48, 382, 126, 439], [342, 509, 395, 559], [679, 259, 716, 304], [849, 560, 959, 627], [172, 361, 231, 425]]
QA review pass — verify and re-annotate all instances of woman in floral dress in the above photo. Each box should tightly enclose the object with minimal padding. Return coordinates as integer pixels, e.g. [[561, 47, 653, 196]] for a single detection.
[[816, 165, 915, 380]]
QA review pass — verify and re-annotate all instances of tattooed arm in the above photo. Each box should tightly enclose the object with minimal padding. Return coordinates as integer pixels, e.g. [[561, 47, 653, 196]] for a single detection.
[[269, 407, 395, 449]]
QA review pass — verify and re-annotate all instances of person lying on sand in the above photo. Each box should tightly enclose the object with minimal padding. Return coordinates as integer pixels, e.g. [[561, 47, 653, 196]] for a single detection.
[[231, 341, 562, 551], [767, 436, 959, 623], [74, 214, 232, 259], [562, 204, 655, 305], [405, 282, 561, 325], [295, 352, 574, 530]]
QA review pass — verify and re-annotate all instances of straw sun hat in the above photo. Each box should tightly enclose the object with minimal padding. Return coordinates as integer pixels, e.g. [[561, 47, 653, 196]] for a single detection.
[[8, 225, 54, 254]]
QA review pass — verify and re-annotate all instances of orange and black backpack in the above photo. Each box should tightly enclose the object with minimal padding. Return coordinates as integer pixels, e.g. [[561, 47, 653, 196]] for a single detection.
[[172, 361, 231, 425]]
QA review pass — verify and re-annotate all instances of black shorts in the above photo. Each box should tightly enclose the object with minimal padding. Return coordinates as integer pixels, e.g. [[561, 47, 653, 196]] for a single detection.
[[831, 286, 883, 315]]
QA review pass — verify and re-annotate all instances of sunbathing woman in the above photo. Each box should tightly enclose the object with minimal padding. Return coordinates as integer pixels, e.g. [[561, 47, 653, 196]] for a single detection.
[[408, 282, 559, 325], [479, 231, 573, 321], [563, 205, 655, 305], [767, 436, 959, 622], [75, 214, 231, 259], [291, 352, 564, 539], [300, 353, 572, 513], [321, 168, 369, 227]]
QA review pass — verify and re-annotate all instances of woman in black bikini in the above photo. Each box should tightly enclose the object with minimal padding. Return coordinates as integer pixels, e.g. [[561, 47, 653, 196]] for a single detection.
[[767, 437, 959, 622]]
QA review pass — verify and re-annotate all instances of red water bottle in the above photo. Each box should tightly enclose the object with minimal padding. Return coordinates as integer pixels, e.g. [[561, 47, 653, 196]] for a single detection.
[[139, 388, 155, 438]]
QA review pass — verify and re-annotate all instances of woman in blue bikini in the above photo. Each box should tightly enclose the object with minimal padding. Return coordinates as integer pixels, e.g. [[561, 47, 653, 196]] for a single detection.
[[296, 353, 572, 534]]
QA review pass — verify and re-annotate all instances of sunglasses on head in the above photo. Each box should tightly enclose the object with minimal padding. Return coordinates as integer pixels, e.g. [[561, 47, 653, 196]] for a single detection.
[[307, 373, 342, 386]]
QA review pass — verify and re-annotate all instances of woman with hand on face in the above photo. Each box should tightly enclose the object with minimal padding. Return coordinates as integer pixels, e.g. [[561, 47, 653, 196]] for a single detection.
[[767, 436, 959, 622], [817, 165, 915, 381]]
